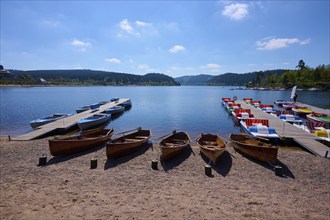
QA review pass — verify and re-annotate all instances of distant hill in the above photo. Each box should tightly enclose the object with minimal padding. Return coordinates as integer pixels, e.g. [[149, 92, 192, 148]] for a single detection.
[[174, 70, 289, 86], [208, 70, 288, 86], [175, 74, 214, 85], [1, 69, 180, 86]]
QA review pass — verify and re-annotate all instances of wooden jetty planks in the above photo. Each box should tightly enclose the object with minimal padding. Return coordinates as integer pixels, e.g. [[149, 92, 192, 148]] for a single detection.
[[11, 98, 130, 141], [238, 101, 329, 158]]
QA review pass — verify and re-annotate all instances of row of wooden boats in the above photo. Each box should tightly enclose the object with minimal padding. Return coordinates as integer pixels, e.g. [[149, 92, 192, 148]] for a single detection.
[[48, 127, 278, 165]]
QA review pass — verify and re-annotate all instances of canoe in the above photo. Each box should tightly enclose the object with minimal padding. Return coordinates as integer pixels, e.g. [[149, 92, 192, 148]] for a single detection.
[[229, 134, 278, 164], [29, 113, 73, 129], [106, 128, 151, 159], [77, 113, 111, 131], [49, 128, 114, 156], [196, 133, 226, 165], [103, 105, 125, 115], [159, 131, 190, 161]]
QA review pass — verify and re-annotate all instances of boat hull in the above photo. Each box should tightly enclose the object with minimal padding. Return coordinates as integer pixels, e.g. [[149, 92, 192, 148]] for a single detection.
[[49, 128, 114, 156], [106, 129, 151, 158], [159, 131, 190, 161], [196, 133, 226, 165], [229, 134, 278, 164], [77, 114, 111, 131]]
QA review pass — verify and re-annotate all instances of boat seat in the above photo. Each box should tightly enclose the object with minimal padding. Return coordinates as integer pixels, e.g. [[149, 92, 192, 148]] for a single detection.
[[203, 141, 217, 145], [135, 136, 147, 139], [124, 138, 141, 142]]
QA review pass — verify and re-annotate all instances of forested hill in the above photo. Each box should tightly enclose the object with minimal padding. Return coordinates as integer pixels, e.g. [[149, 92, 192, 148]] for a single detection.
[[175, 74, 214, 85], [207, 70, 288, 86], [1, 69, 180, 86]]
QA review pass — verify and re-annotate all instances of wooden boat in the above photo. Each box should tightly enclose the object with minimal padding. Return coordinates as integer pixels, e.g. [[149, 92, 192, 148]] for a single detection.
[[106, 128, 151, 159], [240, 119, 280, 143], [49, 128, 114, 156], [229, 133, 278, 164], [29, 113, 73, 129], [103, 105, 125, 115], [159, 131, 190, 161], [77, 113, 111, 131], [196, 133, 226, 165]]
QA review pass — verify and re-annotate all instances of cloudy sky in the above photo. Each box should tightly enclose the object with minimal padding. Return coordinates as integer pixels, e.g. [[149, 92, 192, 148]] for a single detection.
[[1, 1, 329, 77]]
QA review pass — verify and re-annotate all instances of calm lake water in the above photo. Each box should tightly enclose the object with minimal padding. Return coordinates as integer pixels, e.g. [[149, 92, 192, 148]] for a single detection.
[[1, 86, 329, 140]]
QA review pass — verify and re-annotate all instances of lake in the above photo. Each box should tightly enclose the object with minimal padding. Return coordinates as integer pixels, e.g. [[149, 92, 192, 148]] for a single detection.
[[1, 86, 329, 141]]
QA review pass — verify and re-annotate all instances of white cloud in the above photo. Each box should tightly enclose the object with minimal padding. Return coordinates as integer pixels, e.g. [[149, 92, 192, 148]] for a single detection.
[[71, 40, 91, 47], [256, 37, 310, 50], [135, 21, 151, 27], [222, 3, 249, 20], [118, 19, 156, 37], [42, 20, 60, 27], [105, 58, 121, 64], [206, 63, 221, 69], [138, 64, 150, 69], [119, 19, 133, 33], [71, 39, 91, 52], [200, 63, 221, 73], [169, 45, 186, 53]]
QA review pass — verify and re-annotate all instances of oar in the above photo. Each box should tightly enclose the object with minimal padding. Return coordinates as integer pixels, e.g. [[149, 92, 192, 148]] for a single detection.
[[116, 127, 141, 135], [157, 130, 176, 140]]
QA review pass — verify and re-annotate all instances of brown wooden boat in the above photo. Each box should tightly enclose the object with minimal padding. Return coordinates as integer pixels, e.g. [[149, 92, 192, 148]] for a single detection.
[[196, 133, 226, 165], [49, 128, 114, 156], [229, 133, 278, 164], [159, 131, 190, 161], [106, 128, 151, 159]]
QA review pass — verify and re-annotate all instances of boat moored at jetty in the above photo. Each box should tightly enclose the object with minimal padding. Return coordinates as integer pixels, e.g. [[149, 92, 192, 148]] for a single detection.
[[77, 113, 111, 131], [103, 105, 125, 115], [76, 105, 91, 113], [240, 119, 280, 142], [29, 113, 73, 129], [306, 112, 330, 129], [278, 114, 303, 125], [231, 109, 254, 124], [292, 106, 313, 118]]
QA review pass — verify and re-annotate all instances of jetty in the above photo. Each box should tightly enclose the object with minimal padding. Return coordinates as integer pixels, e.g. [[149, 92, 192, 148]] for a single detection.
[[237, 101, 329, 158], [11, 98, 130, 141]]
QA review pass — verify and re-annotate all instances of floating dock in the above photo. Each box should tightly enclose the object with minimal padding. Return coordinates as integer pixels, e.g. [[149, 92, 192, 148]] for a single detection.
[[237, 101, 329, 158], [11, 98, 130, 141]]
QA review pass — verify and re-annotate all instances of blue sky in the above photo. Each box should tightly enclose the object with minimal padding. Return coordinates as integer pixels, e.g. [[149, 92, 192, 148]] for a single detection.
[[1, 1, 329, 77]]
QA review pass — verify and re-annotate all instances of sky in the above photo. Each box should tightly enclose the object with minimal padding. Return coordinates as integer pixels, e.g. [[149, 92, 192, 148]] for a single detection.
[[1, 1, 329, 77]]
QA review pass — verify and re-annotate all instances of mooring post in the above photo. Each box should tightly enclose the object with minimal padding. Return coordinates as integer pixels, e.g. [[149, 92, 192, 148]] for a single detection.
[[274, 166, 283, 177], [325, 151, 328, 158], [151, 159, 158, 170], [38, 155, 47, 166], [8, 135, 11, 141], [205, 164, 212, 176], [90, 158, 97, 169]]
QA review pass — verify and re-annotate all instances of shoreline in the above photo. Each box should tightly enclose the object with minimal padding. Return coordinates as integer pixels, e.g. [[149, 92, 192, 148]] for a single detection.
[[0, 136, 329, 219]]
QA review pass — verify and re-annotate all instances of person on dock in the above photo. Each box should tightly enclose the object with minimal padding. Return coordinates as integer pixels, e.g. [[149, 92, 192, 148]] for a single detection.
[[293, 93, 298, 102]]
